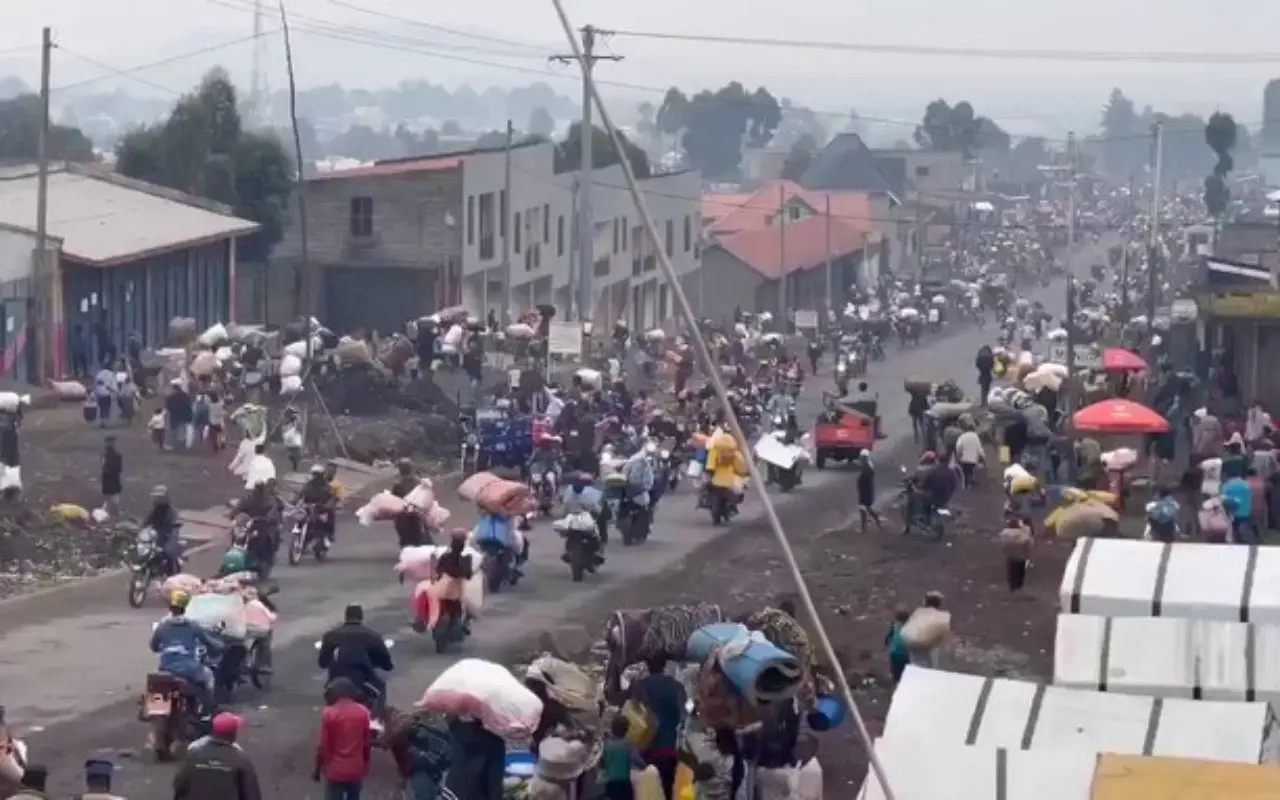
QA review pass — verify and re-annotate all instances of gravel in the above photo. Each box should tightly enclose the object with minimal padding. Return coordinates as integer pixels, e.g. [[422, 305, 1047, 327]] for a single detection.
[[0, 507, 137, 598]]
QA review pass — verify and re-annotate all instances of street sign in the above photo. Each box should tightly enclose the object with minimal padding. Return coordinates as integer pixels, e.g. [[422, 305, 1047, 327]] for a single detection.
[[546, 321, 582, 356], [793, 310, 818, 329], [1047, 343, 1101, 369]]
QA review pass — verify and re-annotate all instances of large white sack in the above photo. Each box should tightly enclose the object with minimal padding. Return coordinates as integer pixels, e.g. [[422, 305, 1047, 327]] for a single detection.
[[283, 340, 309, 358], [245, 454, 275, 489], [280, 375, 303, 395], [1016, 350, 1035, 367], [575, 368, 602, 388], [189, 351, 219, 377], [0, 391, 27, 413], [417, 658, 542, 739], [197, 322, 228, 348], [754, 435, 805, 470], [396, 545, 437, 580], [186, 593, 248, 639], [0, 465, 21, 493], [228, 438, 256, 477], [50, 380, 87, 401], [280, 354, 303, 378], [215, 346, 234, 363]]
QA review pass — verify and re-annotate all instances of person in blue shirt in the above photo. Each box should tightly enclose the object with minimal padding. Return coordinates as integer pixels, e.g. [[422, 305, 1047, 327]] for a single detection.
[[1221, 469, 1257, 544], [885, 608, 911, 685], [149, 590, 224, 719]]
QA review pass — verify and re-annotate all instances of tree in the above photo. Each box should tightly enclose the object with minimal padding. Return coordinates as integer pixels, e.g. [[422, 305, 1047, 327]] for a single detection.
[[0, 94, 95, 162], [1204, 111, 1237, 217], [1099, 88, 1140, 176], [440, 120, 463, 136], [527, 107, 554, 137], [779, 133, 817, 180], [913, 99, 1002, 158], [554, 122, 650, 178], [115, 68, 292, 260], [656, 83, 781, 179]]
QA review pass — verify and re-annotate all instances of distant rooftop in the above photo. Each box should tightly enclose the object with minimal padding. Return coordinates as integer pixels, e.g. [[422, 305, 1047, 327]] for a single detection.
[[308, 139, 547, 183], [0, 164, 260, 266]]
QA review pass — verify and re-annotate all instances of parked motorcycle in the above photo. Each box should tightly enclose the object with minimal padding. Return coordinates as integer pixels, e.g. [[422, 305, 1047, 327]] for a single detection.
[[285, 502, 331, 566], [127, 527, 180, 608]]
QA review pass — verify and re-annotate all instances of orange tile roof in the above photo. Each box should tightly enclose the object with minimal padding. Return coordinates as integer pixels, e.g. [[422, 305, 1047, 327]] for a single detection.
[[702, 192, 755, 224], [705, 181, 874, 236], [308, 155, 463, 182], [714, 215, 874, 278]]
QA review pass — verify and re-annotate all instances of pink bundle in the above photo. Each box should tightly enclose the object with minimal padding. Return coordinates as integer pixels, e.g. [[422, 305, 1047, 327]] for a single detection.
[[475, 479, 534, 517], [458, 471, 501, 503]]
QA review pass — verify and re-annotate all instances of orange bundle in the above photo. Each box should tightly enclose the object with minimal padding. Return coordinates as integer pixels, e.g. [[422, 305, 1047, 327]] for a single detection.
[[475, 478, 535, 517]]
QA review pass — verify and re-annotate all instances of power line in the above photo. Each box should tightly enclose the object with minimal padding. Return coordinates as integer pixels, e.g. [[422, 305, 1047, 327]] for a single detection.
[[52, 32, 273, 94], [600, 28, 1280, 65], [320, 0, 557, 54], [53, 45, 187, 96]]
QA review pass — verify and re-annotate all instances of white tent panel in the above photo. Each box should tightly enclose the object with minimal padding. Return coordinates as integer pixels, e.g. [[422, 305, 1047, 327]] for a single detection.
[[858, 738, 1099, 800], [1054, 613, 1280, 713], [885, 666, 1277, 764], [1059, 538, 1280, 623]]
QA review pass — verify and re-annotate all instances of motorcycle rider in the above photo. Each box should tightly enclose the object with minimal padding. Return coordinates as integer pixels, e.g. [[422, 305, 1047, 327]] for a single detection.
[[620, 446, 655, 536], [144, 485, 184, 576], [228, 481, 280, 576], [317, 604, 394, 710], [295, 464, 338, 546], [434, 530, 475, 637], [150, 589, 224, 720], [389, 459, 428, 548]]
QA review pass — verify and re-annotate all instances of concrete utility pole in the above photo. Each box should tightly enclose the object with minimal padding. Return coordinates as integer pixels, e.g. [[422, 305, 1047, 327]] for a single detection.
[[499, 118, 513, 324], [1064, 132, 1078, 422], [823, 194, 833, 314], [1147, 121, 1164, 327], [778, 182, 787, 326], [33, 27, 52, 382], [551, 26, 621, 323]]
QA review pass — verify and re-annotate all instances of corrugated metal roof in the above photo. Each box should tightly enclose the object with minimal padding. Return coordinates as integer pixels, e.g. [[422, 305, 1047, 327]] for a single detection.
[[307, 155, 463, 182], [0, 169, 260, 266]]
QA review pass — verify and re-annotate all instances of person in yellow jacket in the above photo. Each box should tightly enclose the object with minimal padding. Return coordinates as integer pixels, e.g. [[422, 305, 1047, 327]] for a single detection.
[[704, 429, 748, 521]]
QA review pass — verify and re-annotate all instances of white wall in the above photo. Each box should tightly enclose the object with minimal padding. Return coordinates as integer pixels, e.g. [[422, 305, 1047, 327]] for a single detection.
[[0, 226, 39, 284]]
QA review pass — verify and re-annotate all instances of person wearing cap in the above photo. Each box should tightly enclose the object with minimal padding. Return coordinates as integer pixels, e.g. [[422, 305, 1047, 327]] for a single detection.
[[314, 677, 372, 798], [295, 464, 338, 545], [173, 712, 261, 800], [80, 758, 125, 800], [317, 605, 394, 711], [150, 589, 223, 721], [142, 485, 184, 579]]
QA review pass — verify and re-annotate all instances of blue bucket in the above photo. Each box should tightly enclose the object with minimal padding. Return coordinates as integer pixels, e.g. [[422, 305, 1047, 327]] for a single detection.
[[807, 695, 846, 731], [505, 750, 536, 778]]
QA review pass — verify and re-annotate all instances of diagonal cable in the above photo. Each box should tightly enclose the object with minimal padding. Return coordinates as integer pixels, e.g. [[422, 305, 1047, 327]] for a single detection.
[[544, 3, 900, 798]]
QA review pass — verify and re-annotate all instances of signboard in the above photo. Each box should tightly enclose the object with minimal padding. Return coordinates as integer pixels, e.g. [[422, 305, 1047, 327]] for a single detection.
[[1170, 298, 1198, 322], [546, 321, 583, 356], [793, 310, 819, 329], [1205, 292, 1280, 319], [1047, 343, 1101, 369]]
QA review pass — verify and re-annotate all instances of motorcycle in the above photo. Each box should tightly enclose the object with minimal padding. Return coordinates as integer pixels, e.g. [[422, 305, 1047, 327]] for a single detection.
[[476, 538, 520, 593], [138, 670, 204, 761], [230, 516, 278, 578], [899, 467, 951, 540], [313, 638, 397, 730], [430, 599, 469, 654], [617, 495, 651, 546], [285, 502, 331, 566], [127, 527, 181, 608], [707, 485, 739, 526], [556, 512, 602, 582], [529, 465, 559, 517]]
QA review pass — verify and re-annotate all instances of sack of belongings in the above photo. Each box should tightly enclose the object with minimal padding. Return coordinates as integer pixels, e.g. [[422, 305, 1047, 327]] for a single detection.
[[189, 351, 219, 377], [417, 658, 542, 738], [335, 336, 373, 367], [900, 606, 952, 650], [474, 479, 535, 517], [49, 503, 89, 523], [380, 336, 415, 371], [0, 392, 28, 413], [50, 380, 87, 401], [197, 323, 228, 348], [506, 323, 535, 339], [168, 316, 197, 345], [904, 378, 932, 395], [1047, 499, 1120, 539]]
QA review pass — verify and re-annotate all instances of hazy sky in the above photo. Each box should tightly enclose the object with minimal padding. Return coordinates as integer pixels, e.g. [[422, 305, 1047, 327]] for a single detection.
[[0, 0, 1275, 137]]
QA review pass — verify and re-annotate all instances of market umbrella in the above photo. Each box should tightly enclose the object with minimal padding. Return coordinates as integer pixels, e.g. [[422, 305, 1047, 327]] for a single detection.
[[1073, 398, 1169, 435], [1101, 348, 1148, 373]]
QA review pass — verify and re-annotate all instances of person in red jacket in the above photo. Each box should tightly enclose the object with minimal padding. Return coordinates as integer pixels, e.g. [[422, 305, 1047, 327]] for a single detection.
[[315, 677, 373, 799]]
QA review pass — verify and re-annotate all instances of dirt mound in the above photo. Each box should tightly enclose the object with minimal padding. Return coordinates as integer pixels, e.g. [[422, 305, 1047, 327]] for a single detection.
[[319, 408, 460, 464], [0, 507, 135, 598]]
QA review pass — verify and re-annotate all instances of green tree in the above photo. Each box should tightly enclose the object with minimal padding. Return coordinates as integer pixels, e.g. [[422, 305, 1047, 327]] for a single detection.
[[0, 94, 95, 162], [1204, 111, 1237, 217], [779, 133, 817, 180], [913, 99, 1002, 159], [554, 122, 651, 178], [115, 68, 292, 260], [657, 82, 782, 179], [527, 107, 555, 137]]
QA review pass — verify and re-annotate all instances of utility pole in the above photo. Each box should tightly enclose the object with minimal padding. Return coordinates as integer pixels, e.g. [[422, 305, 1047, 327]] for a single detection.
[[499, 118, 513, 325], [1147, 121, 1164, 328], [551, 26, 621, 323], [33, 27, 52, 382], [1064, 132, 1078, 433], [823, 194, 833, 317], [778, 182, 787, 328]]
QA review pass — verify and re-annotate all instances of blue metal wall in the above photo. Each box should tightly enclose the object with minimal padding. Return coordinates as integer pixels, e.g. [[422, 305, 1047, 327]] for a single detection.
[[62, 240, 231, 365]]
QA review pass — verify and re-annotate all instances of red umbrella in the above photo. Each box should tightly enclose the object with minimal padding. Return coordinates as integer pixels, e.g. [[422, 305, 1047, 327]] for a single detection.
[[1073, 399, 1169, 434], [1101, 348, 1148, 373]]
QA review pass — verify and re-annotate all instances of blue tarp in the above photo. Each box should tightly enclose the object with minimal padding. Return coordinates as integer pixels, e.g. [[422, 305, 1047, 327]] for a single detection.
[[473, 513, 516, 550]]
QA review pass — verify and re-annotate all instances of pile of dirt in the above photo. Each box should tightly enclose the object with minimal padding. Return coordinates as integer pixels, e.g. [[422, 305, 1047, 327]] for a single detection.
[[318, 408, 460, 464], [0, 507, 135, 597]]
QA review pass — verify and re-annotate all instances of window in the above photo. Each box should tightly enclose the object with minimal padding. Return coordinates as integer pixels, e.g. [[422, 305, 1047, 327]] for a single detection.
[[349, 196, 373, 237], [789, 205, 801, 221], [659, 284, 669, 321], [612, 218, 619, 254], [557, 215, 565, 256], [478, 192, 495, 260], [466, 196, 475, 245], [621, 217, 628, 250], [525, 247, 533, 272], [543, 204, 550, 243], [500, 190, 508, 238], [664, 219, 674, 258], [683, 215, 691, 252], [914, 165, 930, 178], [595, 256, 611, 278], [514, 211, 522, 253]]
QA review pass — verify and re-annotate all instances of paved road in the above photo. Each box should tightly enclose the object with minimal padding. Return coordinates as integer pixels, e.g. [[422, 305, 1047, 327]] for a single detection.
[[21, 239, 1111, 797]]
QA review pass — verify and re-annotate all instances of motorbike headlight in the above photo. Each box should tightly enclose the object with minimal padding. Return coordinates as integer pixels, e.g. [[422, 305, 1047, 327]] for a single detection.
[[660, 449, 670, 460], [466, 434, 477, 445], [138, 528, 155, 544]]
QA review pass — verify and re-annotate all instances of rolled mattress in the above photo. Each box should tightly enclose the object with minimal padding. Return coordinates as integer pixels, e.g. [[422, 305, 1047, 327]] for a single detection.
[[686, 622, 801, 705]]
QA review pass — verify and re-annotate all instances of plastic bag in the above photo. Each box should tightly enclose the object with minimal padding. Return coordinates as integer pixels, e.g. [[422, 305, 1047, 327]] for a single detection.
[[0, 392, 27, 412], [686, 460, 704, 479], [0, 465, 22, 493], [280, 354, 303, 378], [50, 380, 87, 401], [245, 454, 275, 489], [575, 368, 602, 388], [186, 593, 248, 639], [280, 375, 303, 395], [160, 573, 204, 598], [416, 658, 543, 739], [197, 322, 228, 348], [244, 599, 276, 638], [404, 479, 435, 510], [357, 491, 408, 526], [49, 503, 89, 522], [552, 511, 597, 534]]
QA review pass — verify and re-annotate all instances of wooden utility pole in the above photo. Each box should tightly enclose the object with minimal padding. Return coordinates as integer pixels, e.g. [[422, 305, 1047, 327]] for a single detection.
[[33, 27, 52, 382]]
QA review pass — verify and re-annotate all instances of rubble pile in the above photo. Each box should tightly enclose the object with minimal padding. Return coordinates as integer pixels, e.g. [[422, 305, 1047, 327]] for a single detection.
[[321, 407, 460, 465], [0, 508, 135, 596]]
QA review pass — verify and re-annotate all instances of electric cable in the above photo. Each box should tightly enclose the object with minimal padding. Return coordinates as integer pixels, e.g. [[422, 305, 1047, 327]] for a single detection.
[[547, 0, 901, 796]]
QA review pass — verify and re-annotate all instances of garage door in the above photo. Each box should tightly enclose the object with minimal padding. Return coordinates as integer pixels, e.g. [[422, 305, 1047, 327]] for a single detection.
[[324, 266, 436, 336]]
